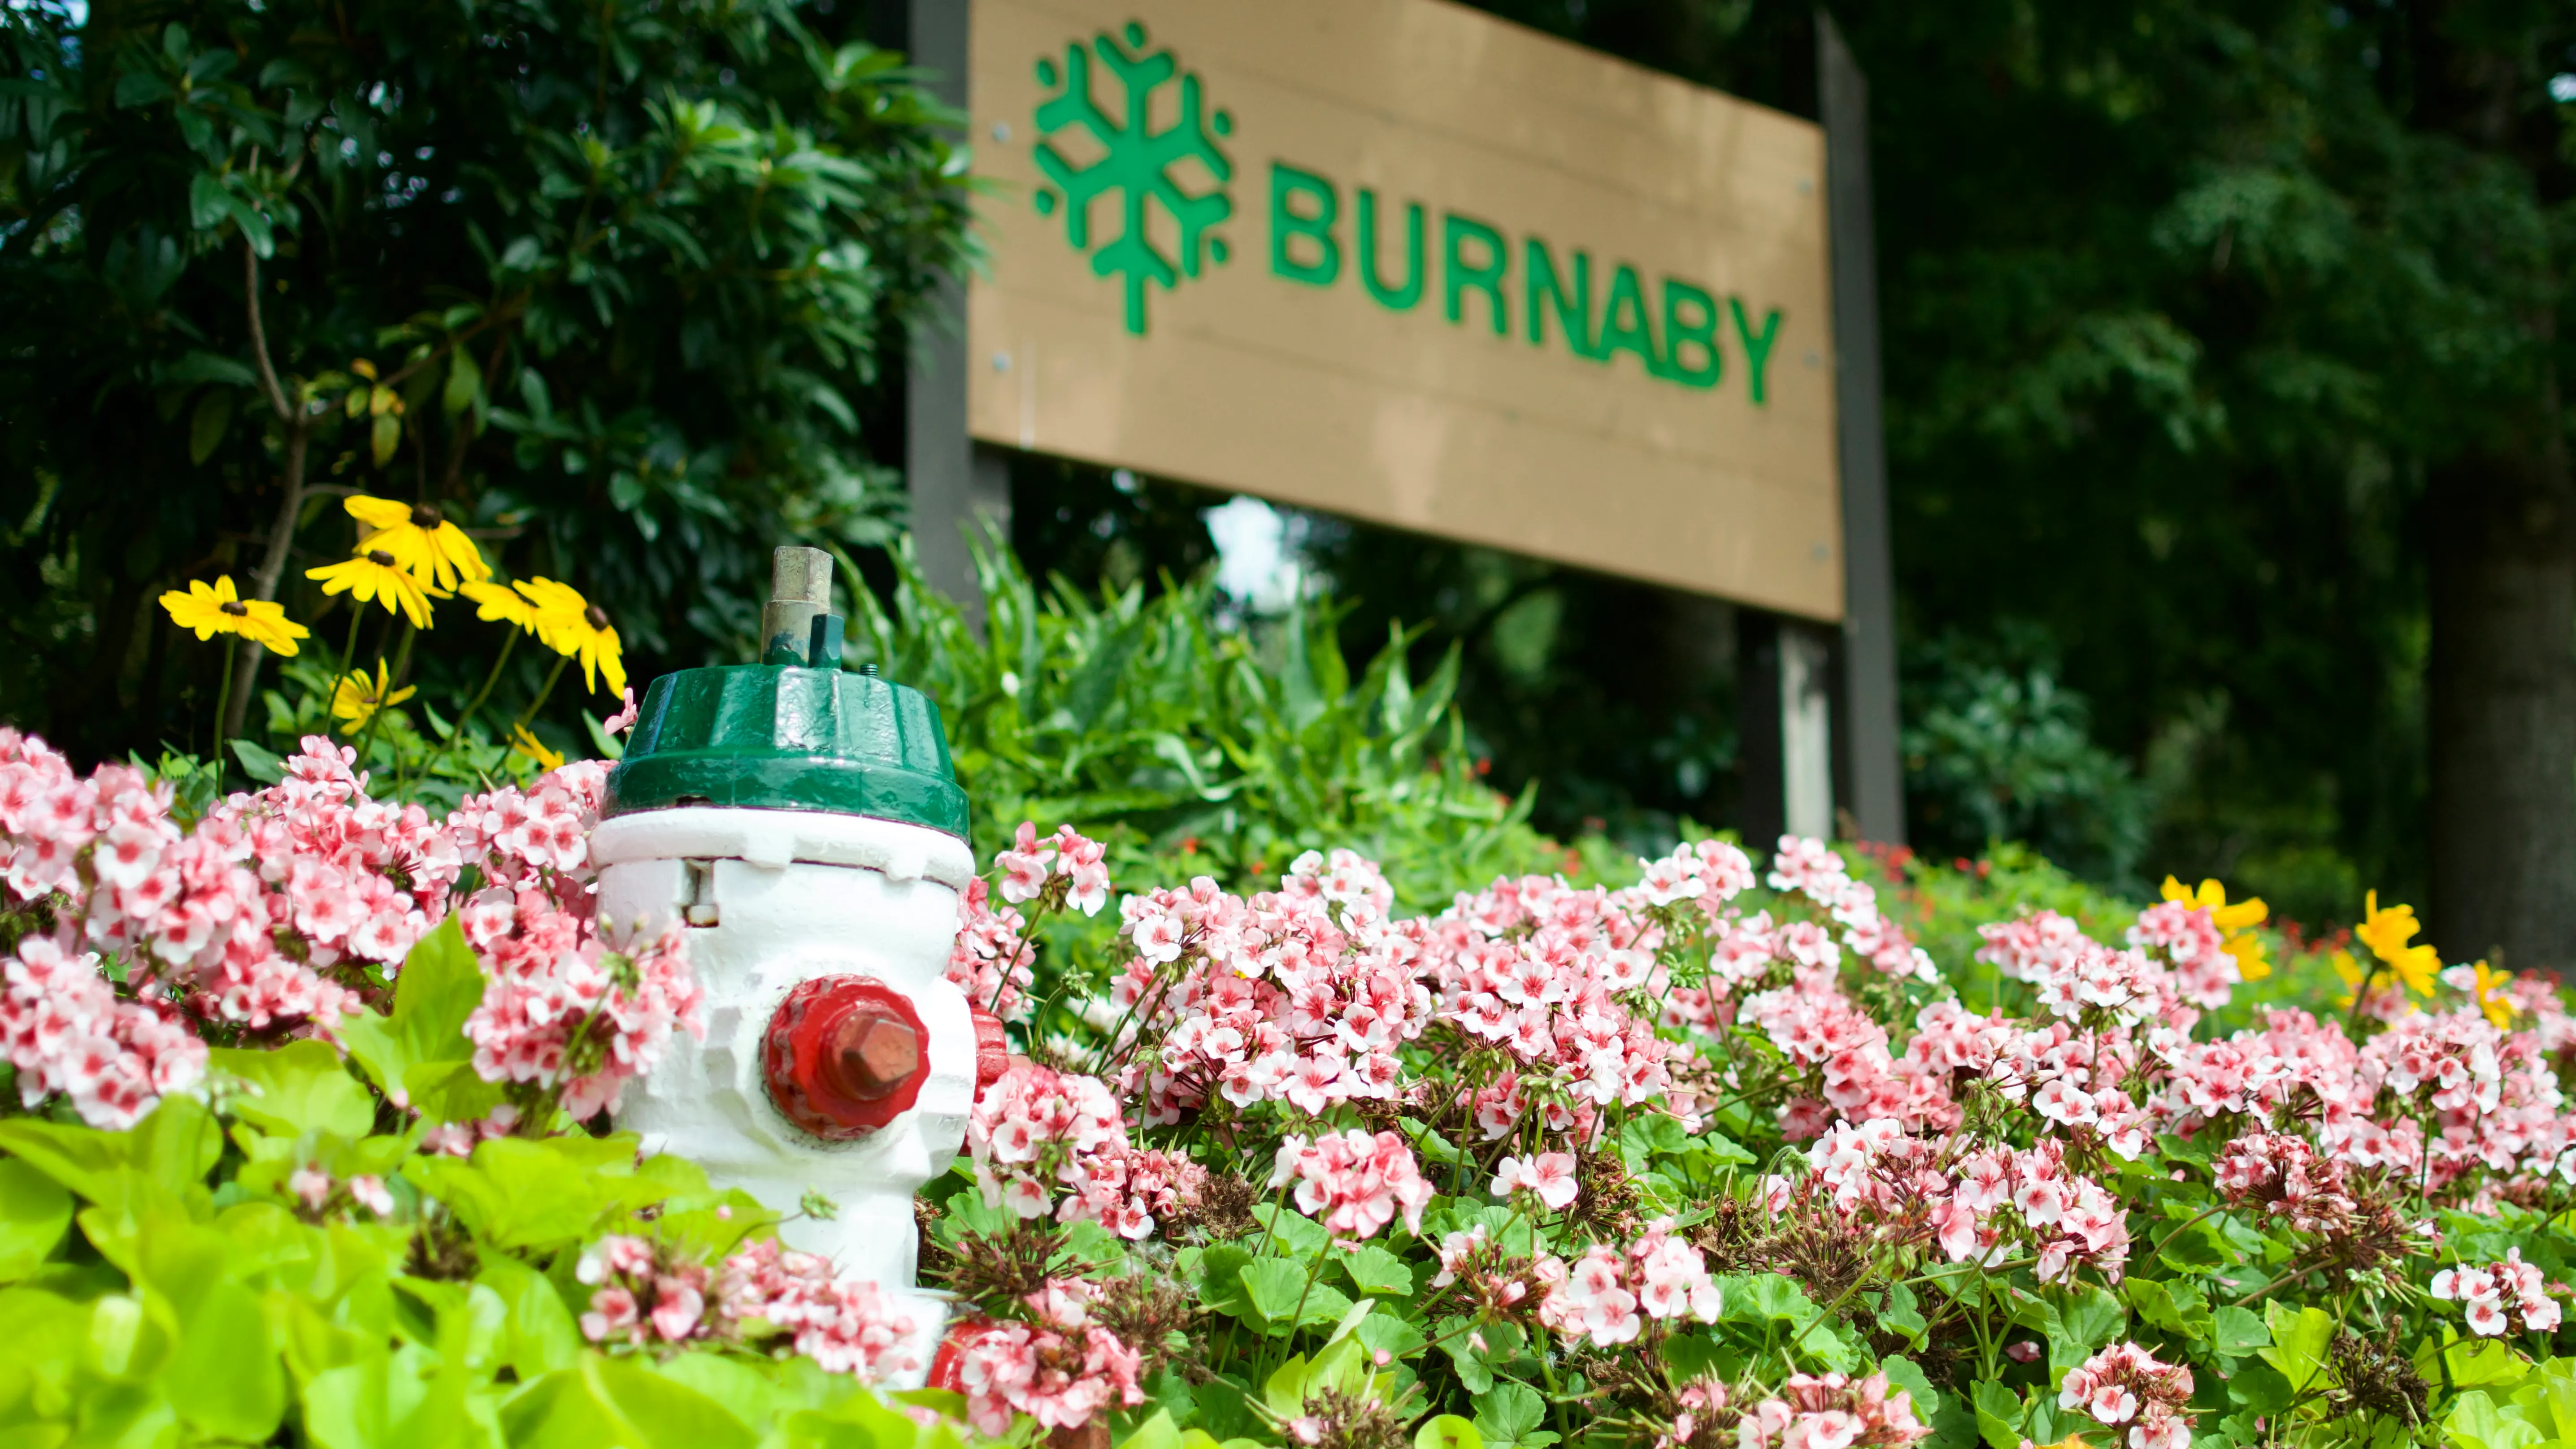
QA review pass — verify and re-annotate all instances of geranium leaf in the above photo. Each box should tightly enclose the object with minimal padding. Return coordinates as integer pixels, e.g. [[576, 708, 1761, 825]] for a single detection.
[[1971, 1380, 2024, 1449], [1472, 1380, 1544, 1447]]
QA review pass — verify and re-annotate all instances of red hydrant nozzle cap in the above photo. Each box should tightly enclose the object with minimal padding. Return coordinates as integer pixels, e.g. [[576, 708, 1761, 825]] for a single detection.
[[764, 975, 930, 1140]]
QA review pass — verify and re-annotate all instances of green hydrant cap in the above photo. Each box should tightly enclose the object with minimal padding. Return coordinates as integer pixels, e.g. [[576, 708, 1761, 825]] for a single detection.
[[599, 547, 969, 837]]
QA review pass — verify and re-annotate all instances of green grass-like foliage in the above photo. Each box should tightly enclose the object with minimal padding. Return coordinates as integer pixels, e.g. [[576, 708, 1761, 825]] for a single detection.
[[839, 532, 1568, 912]]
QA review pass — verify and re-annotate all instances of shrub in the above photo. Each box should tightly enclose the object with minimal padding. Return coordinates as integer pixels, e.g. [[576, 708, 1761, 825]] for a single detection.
[[0, 0, 968, 765], [837, 533, 1573, 910]]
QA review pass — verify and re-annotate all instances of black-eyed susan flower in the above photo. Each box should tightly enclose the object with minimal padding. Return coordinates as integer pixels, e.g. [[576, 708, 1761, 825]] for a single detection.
[[330, 659, 417, 732], [509, 724, 565, 772], [459, 579, 541, 632], [159, 575, 308, 655], [2160, 876, 2270, 982], [346, 495, 490, 595], [515, 577, 626, 696], [308, 548, 435, 629]]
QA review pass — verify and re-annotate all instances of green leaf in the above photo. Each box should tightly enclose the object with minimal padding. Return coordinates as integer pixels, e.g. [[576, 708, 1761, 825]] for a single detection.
[[1190, 1375, 1262, 1442], [1240, 1258, 1312, 1326], [2446, 1390, 2548, 1449], [188, 387, 232, 464], [443, 345, 483, 417], [2225, 1363, 2292, 1415], [477, 1255, 583, 1381], [1263, 1353, 1312, 1420], [0, 1158, 73, 1281], [655, 1355, 788, 1436], [1877, 1356, 1942, 1423], [1879, 1282, 1929, 1348], [1399, 1118, 1464, 1165], [1657, 1329, 1725, 1385], [135, 1216, 288, 1442], [1417, 1416, 1483, 1449], [1697, 1132, 1756, 1165], [1472, 1381, 1546, 1448], [230, 737, 285, 784], [160, 351, 261, 387], [2122, 1276, 2213, 1341], [2531, 1358, 2576, 1442], [1353, 1310, 1425, 1364], [340, 919, 490, 1119], [210, 1039, 375, 1140], [1195, 1243, 1257, 1321], [1250, 1202, 1330, 1259], [503, 1355, 756, 1449], [2211, 1304, 2268, 1357], [1619, 1113, 1690, 1160], [2053, 1284, 2127, 1358], [1971, 1381, 2025, 1449], [1264, 1336, 1371, 1419], [585, 709, 628, 761], [1437, 1315, 1518, 1395], [2446, 1338, 2533, 1390], [1720, 1272, 1821, 1323], [159, 1277, 288, 1440], [403, 1137, 668, 1251], [2256, 1301, 2335, 1393], [1340, 1244, 1414, 1297], [187, 170, 231, 230], [0, 1095, 222, 1206]]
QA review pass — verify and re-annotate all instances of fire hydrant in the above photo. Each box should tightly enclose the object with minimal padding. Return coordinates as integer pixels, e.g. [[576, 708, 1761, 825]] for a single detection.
[[591, 546, 1005, 1380]]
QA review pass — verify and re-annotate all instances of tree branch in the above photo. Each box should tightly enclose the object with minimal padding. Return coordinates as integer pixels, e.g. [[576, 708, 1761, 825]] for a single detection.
[[243, 239, 294, 425], [227, 238, 314, 742]]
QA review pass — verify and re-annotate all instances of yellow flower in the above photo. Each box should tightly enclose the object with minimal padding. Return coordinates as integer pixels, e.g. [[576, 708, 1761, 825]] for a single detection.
[[514, 577, 626, 696], [330, 660, 416, 733], [159, 575, 308, 656], [2356, 891, 2440, 997], [459, 579, 542, 632], [2161, 876, 2271, 981], [509, 724, 564, 772], [2464, 960, 2517, 1028], [344, 495, 490, 596], [307, 548, 436, 629]]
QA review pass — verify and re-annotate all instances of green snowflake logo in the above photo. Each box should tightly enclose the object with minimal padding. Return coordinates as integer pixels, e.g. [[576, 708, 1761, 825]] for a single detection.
[[1031, 21, 1234, 336]]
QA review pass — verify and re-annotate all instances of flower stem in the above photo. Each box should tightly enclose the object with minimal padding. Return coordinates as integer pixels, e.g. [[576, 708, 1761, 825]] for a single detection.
[[510, 653, 571, 738], [337, 604, 365, 698], [423, 629, 517, 782], [212, 640, 238, 781], [356, 655, 394, 778]]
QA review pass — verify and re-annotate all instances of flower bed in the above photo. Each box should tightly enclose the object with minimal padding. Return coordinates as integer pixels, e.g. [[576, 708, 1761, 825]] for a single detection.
[[3, 726, 2575, 1449]]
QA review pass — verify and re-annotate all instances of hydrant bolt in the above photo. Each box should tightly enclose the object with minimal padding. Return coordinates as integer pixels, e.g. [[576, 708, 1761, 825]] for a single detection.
[[834, 1013, 921, 1100]]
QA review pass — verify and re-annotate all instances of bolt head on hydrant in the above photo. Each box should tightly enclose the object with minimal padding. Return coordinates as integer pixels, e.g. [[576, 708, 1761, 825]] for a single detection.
[[764, 976, 930, 1139]]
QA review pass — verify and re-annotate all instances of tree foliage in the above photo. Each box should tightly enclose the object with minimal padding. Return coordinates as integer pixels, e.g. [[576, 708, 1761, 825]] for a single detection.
[[1336, 0, 2576, 952], [0, 0, 969, 760]]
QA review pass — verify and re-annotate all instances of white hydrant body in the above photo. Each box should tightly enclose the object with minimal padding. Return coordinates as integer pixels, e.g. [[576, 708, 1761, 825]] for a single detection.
[[591, 546, 988, 1386], [595, 807, 977, 1380]]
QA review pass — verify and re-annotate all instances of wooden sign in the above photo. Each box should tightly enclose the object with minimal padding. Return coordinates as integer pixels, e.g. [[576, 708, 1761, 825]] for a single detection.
[[966, 0, 1844, 620]]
